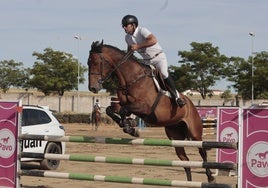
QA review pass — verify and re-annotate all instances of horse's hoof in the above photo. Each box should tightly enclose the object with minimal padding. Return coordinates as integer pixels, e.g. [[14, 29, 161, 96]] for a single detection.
[[208, 175, 215, 183], [123, 127, 140, 137], [133, 128, 140, 137]]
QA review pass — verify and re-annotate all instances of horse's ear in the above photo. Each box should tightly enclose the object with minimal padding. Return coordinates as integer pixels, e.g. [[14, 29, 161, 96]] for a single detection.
[[96, 40, 103, 47], [91, 40, 104, 53]]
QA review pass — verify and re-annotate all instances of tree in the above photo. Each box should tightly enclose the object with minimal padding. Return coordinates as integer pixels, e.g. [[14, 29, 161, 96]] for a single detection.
[[178, 42, 228, 99], [226, 57, 250, 99], [168, 65, 195, 92], [227, 51, 268, 100], [0, 60, 29, 93], [253, 51, 268, 99], [30, 48, 87, 96], [221, 89, 233, 105]]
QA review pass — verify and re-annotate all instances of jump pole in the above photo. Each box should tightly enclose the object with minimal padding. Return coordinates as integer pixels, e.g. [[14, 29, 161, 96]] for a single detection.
[[19, 170, 234, 188], [20, 152, 236, 170], [20, 135, 238, 149]]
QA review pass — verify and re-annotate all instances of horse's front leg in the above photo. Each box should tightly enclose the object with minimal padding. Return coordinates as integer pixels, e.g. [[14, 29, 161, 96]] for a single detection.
[[116, 106, 139, 137], [106, 106, 122, 126]]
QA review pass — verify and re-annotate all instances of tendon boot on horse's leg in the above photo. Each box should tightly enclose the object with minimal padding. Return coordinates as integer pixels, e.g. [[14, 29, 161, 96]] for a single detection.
[[121, 118, 139, 137], [199, 148, 215, 182], [119, 108, 140, 137], [106, 106, 122, 126], [164, 76, 186, 107]]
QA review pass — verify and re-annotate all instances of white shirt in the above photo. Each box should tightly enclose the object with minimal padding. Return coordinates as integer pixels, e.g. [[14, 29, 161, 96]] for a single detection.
[[94, 103, 101, 110], [125, 26, 163, 60]]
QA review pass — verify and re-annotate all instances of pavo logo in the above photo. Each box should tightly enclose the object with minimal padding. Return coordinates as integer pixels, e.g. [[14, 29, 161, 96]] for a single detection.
[[220, 127, 238, 143], [247, 141, 268, 177], [0, 128, 16, 158]]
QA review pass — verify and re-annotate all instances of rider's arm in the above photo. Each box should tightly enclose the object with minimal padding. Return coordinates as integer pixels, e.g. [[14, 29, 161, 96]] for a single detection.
[[131, 34, 157, 51]]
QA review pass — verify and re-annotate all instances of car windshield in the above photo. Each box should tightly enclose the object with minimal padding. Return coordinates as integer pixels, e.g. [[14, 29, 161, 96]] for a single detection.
[[22, 109, 52, 126]]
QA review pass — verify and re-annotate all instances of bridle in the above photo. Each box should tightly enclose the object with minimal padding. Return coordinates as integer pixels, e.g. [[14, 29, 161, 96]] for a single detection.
[[89, 50, 136, 84], [89, 48, 151, 95]]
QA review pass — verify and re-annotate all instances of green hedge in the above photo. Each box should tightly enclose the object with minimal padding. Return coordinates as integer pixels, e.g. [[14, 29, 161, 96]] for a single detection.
[[54, 113, 115, 124]]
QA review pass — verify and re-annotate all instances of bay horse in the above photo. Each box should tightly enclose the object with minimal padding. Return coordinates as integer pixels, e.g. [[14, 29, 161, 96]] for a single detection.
[[91, 105, 101, 131], [87, 40, 214, 183]]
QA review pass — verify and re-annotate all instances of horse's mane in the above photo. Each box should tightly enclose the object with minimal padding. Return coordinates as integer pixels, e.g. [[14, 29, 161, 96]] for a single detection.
[[90, 40, 141, 63]]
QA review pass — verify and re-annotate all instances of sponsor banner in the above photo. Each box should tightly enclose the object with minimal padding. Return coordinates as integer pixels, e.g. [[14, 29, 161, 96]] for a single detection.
[[196, 106, 217, 120], [0, 101, 21, 188], [217, 107, 239, 164], [241, 109, 268, 188]]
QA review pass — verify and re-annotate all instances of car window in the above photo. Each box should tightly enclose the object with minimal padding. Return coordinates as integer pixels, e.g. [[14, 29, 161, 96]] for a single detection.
[[22, 109, 52, 126]]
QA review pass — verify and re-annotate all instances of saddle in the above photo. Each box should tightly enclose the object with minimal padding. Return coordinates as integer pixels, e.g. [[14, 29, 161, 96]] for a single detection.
[[147, 65, 171, 98]]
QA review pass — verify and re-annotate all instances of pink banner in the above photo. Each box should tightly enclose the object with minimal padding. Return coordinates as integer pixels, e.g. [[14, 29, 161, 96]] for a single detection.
[[196, 106, 217, 120], [217, 107, 239, 164], [0, 101, 20, 188], [241, 109, 268, 188]]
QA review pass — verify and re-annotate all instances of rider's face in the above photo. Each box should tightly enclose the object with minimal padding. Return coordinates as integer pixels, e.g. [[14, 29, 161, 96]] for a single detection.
[[123, 24, 135, 35]]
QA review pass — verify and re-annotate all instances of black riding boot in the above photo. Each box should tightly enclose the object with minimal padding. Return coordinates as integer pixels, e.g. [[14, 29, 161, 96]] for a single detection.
[[164, 76, 186, 107]]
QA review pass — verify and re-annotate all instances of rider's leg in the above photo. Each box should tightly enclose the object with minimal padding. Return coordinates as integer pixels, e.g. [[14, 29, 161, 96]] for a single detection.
[[152, 54, 185, 107], [164, 76, 186, 107]]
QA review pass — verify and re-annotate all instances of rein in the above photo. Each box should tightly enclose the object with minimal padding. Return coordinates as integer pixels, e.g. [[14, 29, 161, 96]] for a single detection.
[[95, 50, 134, 84]]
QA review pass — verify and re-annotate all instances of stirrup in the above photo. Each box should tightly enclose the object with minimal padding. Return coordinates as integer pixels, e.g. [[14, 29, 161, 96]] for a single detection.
[[175, 98, 186, 107]]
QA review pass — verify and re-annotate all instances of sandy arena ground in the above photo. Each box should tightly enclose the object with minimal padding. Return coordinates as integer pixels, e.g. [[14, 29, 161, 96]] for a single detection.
[[20, 123, 237, 188]]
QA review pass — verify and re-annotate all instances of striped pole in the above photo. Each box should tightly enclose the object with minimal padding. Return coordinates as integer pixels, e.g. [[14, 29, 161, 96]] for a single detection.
[[19, 170, 234, 188], [20, 152, 236, 170], [20, 135, 237, 149]]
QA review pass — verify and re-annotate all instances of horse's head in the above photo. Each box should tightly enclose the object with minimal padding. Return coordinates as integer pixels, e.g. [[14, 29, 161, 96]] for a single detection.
[[88, 40, 140, 94], [87, 40, 113, 93]]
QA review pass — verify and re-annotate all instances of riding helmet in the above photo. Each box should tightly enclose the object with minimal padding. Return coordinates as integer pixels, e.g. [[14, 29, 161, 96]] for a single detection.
[[121, 15, 138, 27]]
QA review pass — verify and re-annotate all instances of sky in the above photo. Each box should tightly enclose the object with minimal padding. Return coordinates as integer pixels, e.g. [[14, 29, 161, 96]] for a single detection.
[[1, 0, 267, 92]]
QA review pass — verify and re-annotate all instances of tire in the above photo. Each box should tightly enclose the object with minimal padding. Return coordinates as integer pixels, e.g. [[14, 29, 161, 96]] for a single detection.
[[40, 142, 62, 170]]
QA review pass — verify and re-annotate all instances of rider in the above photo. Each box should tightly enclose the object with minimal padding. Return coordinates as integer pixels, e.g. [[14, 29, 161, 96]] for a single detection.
[[121, 15, 185, 107], [94, 99, 101, 112]]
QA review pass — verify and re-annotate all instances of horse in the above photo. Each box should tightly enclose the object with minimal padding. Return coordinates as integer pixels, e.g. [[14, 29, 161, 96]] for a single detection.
[[91, 105, 101, 131], [87, 40, 215, 183]]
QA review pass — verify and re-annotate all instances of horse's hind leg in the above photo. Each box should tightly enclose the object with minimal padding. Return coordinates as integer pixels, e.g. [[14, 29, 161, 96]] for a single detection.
[[175, 147, 192, 181], [165, 125, 192, 181], [188, 123, 215, 182], [198, 148, 215, 182], [94, 121, 98, 131]]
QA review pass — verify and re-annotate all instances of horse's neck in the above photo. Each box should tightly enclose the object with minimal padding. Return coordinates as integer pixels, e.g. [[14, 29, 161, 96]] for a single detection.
[[104, 46, 147, 87], [116, 59, 144, 85]]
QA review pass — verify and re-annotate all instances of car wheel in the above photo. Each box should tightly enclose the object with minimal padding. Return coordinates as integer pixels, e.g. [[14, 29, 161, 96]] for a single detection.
[[40, 142, 62, 170]]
